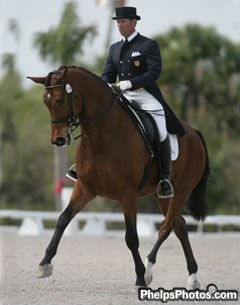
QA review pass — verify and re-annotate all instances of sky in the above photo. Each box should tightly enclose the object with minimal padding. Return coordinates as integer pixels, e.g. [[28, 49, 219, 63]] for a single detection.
[[0, 0, 240, 87]]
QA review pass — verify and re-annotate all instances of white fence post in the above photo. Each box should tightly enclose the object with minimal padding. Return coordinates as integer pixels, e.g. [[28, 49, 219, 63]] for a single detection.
[[82, 217, 107, 236], [137, 219, 156, 237], [18, 217, 44, 236]]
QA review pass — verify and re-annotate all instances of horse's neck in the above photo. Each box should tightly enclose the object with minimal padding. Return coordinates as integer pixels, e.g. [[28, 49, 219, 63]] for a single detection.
[[74, 69, 112, 114], [76, 72, 117, 146]]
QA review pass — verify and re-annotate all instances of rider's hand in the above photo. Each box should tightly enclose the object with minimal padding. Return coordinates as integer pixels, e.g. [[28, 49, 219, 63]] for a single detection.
[[117, 80, 132, 92]]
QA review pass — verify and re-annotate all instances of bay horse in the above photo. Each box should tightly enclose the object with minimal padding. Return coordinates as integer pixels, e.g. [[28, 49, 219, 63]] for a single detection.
[[28, 65, 209, 289]]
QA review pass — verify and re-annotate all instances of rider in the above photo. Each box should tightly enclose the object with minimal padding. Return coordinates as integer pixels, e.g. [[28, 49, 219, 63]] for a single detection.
[[67, 6, 184, 198], [101, 6, 184, 198]]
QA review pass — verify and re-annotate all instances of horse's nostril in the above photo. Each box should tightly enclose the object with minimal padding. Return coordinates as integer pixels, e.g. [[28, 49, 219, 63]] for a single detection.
[[55, 137, 66, 146]]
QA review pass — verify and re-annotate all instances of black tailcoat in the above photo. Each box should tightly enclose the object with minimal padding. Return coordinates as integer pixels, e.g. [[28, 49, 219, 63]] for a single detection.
[[102, 33, 185, 135]]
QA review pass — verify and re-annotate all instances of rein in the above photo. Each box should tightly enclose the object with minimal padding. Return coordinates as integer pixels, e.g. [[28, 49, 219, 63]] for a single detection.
[[71, 98, 117, 141], [45, 69, 118, 143]]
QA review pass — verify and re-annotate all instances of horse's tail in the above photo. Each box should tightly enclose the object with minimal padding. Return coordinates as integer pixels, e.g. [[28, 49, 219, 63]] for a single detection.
[[187, 130, 210, 221]]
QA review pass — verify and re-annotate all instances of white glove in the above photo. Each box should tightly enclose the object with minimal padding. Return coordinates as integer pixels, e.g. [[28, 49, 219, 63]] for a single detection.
[[117, 80, 132, 92]]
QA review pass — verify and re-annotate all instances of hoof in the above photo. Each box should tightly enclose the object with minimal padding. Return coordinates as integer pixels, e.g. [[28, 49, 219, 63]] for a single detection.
[[144, 258, 153, 286], [135, 277, 147, 288], [134, 285, 145, 293], [144, 274, 153, 286], [37, 264, 53, 278], [186, 273, 200, 290]]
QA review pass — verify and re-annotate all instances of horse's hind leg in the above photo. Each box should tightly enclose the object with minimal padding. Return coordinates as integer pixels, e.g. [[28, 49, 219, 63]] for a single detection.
[[37, 181, 94, 278], [173, 216, 200, 289]]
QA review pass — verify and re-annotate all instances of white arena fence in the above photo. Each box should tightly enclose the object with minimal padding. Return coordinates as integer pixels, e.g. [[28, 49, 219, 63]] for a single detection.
[[0, 209, 240, 237], [1, 187, 239, 237]]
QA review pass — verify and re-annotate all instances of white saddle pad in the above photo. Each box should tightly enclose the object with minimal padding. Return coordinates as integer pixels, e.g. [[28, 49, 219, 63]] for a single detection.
[[169, 134, 179, 161]]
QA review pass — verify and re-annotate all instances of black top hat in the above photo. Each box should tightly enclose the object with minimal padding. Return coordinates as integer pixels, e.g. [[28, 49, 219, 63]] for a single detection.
[[112, 7, 141, 20]]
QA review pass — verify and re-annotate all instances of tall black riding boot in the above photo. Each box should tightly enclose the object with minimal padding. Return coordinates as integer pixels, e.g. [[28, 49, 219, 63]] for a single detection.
[[157, 136, 174, 198]]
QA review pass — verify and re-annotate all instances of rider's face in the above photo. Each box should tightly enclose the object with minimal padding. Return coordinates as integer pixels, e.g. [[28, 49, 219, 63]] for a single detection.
[[117, 18, 137, 38]]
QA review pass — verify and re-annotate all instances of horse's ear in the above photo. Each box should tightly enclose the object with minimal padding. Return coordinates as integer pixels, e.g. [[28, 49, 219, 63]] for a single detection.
[[27, 76, 46, 85]]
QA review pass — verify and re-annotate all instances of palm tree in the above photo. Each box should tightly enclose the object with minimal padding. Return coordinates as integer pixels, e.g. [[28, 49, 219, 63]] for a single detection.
[[32, 1, 97, 209], [33, 1, 96, 65]]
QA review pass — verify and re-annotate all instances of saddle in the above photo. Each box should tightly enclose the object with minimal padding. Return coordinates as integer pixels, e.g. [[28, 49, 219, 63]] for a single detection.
[[111, 85, 162, 191]]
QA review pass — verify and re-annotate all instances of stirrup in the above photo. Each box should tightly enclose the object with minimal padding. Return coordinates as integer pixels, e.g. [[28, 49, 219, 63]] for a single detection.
[[157, 178, 174, 199], [66, 164, 77, 182]]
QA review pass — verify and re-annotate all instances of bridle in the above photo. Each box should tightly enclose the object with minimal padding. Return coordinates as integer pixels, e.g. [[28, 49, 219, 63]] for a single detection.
[[45, 67, 118, 143]]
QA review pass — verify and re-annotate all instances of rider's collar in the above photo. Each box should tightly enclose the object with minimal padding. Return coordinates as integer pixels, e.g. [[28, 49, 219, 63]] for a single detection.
[[124, 31, 138, 43]]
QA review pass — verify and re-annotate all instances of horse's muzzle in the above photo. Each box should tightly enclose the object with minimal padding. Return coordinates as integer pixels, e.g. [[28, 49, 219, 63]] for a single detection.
[[52, 137, 66, 146]]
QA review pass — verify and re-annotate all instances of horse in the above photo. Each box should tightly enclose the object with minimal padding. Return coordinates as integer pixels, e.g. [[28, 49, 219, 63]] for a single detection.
[[28, 65, 209, 289]]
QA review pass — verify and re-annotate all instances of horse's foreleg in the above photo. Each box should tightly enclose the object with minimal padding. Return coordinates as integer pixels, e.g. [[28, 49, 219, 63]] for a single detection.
[[37, 182, 94, 278], [37, 204, 72, 277], [121, 196, 146, 287], [173, 216, 200, 289]]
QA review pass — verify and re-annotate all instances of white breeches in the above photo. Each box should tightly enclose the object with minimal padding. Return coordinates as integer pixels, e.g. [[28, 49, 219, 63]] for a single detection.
[[123, 89, 168, 142]]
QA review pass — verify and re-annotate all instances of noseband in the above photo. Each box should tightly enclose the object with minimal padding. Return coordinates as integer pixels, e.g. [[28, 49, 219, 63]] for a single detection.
[[45, 67, 118, 143]]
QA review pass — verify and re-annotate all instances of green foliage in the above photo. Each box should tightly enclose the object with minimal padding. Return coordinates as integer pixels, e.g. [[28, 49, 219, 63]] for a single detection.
[[2, 53, 16, 73], [155, 24, 240, 132], [33, 1, 97, 65], [0, 69, 55, 210], [154, 24, 240, 214], [7, 18, 20, 42]]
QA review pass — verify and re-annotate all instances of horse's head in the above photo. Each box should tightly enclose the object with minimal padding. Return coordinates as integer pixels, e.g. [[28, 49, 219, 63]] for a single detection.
[[28, 67, 83, 146]]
